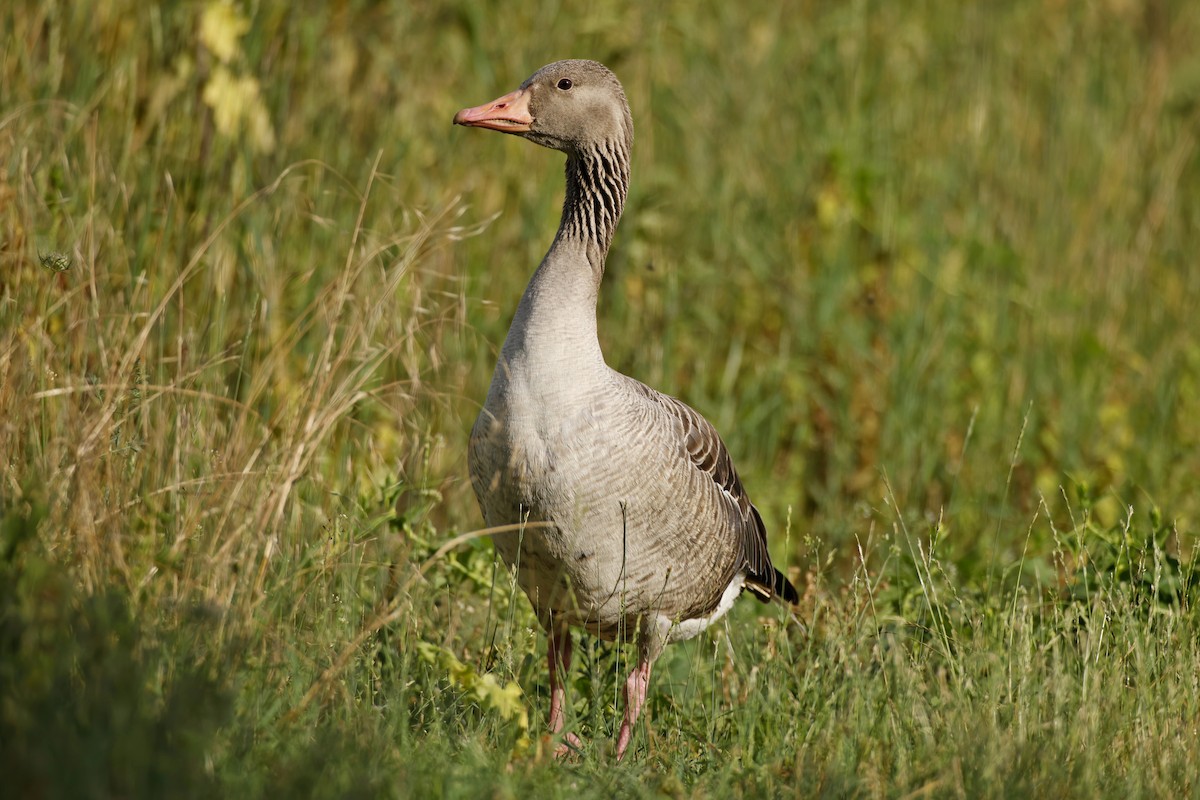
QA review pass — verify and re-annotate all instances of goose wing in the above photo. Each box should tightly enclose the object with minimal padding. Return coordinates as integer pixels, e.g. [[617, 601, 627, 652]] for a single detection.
[[627, 379, 796, 603]]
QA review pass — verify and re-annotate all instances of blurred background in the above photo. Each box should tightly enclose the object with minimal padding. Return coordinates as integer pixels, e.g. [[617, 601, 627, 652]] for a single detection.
[[2, 0, 1199, 795], [6, 0, 1198, 563]]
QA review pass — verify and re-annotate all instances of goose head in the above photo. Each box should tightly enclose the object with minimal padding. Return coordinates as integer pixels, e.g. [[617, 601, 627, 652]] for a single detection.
[[454, 59, 633, 157]]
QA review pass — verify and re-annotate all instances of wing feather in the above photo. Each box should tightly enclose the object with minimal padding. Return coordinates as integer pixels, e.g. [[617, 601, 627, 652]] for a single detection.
[[627, 379, 797, 603]]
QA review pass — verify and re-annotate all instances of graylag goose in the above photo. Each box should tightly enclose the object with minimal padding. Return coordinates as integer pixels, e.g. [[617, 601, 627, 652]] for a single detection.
[[455, 59, 798, 760]]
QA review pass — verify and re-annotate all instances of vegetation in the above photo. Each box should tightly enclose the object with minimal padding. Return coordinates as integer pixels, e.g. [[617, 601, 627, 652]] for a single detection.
[[3, 0, 1198, 796]]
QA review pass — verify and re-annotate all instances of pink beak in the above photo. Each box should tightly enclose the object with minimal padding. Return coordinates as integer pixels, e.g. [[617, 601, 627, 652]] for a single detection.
[[453, 88, 534, 133]]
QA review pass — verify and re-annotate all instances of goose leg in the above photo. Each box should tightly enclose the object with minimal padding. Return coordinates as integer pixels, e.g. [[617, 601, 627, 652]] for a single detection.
[[614, 655, 651, 761], [547, 626, 583, 756]]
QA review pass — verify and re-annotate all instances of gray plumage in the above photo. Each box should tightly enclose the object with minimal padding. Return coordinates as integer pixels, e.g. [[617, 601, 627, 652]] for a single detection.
[[456, 59, 797, 759]]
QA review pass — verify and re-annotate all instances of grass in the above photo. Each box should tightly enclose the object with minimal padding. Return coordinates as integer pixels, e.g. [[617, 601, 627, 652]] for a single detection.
[[2, 0, 1199, 796]]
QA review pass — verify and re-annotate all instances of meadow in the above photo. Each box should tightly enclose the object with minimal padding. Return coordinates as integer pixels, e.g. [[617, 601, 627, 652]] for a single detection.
[[3, 0, 1199, 796]]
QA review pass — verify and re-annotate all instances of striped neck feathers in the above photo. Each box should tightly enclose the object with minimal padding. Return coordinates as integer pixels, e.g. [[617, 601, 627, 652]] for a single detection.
[[557, 137, 630, 265]]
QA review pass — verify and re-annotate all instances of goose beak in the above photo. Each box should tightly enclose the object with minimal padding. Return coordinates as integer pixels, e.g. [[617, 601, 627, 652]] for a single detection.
[[453, 88, 533, 133]]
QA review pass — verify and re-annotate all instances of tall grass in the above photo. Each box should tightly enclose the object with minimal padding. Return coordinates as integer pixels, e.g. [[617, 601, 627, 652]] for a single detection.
[[2, 0, 1198, 796]]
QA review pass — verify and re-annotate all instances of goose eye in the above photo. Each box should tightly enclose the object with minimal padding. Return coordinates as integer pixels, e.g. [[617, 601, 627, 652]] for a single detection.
[[557, 78, 573, 91]]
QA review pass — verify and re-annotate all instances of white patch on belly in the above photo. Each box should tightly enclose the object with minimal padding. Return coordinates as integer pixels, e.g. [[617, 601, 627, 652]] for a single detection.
[[658, 572, 747, 644]]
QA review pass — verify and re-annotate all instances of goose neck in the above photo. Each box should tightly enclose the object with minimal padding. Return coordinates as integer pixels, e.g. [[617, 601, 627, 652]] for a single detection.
[[556, 141, 630, 264]]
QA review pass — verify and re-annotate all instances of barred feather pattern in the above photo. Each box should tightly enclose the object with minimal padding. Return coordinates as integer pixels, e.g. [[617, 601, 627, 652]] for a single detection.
[[560, 138, 630, 257]]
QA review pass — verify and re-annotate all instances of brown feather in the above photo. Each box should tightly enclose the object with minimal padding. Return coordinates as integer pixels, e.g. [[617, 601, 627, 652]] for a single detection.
[[629, 381, 799, 605]]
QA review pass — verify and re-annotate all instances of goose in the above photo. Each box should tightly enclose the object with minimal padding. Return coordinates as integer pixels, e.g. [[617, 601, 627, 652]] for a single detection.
[[455, 59, 798, 760]]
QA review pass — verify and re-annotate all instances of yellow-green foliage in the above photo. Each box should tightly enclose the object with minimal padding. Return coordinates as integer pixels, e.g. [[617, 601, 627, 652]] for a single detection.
[[417, 641, 530, 752]]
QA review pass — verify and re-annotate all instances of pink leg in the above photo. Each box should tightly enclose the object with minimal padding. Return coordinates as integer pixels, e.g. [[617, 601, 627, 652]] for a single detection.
[[615, 657, 652, 761], [547, 627, 583, 757]]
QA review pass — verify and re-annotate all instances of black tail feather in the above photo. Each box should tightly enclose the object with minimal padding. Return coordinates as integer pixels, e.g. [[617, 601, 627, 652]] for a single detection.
[[745, 568, 800, 605], [775, 568, 799, 604]]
